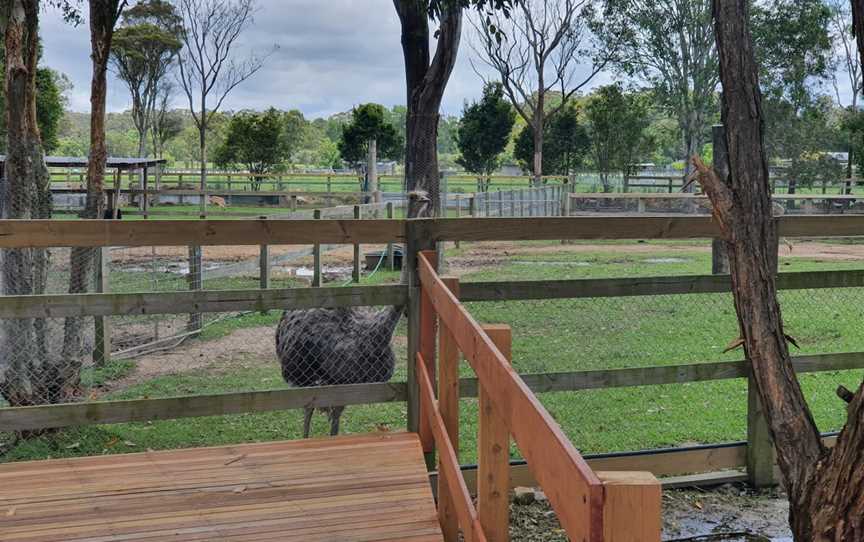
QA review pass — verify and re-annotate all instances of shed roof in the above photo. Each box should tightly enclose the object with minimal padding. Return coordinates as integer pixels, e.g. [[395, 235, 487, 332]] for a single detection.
[[0, 156, 166, 170]]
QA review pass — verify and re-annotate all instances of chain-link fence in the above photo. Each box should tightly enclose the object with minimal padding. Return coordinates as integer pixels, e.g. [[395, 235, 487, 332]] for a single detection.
[[2, 228, 863, 462]]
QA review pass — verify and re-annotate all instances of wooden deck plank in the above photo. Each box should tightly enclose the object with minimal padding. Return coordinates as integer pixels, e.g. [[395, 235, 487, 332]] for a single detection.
[[0, 432, 443, 542]]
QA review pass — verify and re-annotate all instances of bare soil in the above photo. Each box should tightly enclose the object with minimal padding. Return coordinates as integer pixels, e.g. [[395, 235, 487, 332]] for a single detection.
[[508, 485, 791, 541], [108, 326, 278, 390]]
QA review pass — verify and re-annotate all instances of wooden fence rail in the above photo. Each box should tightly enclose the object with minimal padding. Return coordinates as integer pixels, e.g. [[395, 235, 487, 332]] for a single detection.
[[1, 214, 864, 248], [2, 351, 860, 432]]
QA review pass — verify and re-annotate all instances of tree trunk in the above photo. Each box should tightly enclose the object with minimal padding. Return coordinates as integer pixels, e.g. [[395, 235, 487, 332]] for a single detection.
[[395, 1, 462, 220], [367, 137, 379, 204], [693, 2, 864, 539], [60, 0, 120, 403], [0, 0, 53, 408], [532, 121, 543, 187]]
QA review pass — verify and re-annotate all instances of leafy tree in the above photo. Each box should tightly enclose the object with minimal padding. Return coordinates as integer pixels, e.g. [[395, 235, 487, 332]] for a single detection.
[[584, 85, 652, 191], [315, 139, 342, 170], [456, 82, 515, 190], [752, 0, 833, 107], [213, 108, 295, 191], [110, 0, 182, 157], [514, 105, 590, 179], [338, 104, 401, 202], [602, 0, 716, 178]]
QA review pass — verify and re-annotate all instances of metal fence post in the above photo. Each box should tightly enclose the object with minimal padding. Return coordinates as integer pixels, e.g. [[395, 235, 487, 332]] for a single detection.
[[353, 205, 361, 283], [259, 244, 270, 289], [93, 247, 111, 367], [187, 245, 203, 332], [313, 209, 322, 287]]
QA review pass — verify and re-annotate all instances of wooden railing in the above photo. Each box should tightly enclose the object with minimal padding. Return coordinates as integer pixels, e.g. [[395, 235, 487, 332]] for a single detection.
[[416, 251, 661, 542]]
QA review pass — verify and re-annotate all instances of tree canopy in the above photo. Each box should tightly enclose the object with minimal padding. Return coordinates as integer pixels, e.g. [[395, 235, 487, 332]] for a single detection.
[[213, 108, 299, 190], [584, 84, 653, 190], [456, 82, 515, 185], [514, 105, 590, 177], [337, 104, 402, 167], [110, 0, 183, 157]]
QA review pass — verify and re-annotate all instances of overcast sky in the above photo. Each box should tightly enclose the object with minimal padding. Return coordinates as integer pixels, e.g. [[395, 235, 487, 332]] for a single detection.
[[40, 1, 854, 118], [39, 0, 622, 119]]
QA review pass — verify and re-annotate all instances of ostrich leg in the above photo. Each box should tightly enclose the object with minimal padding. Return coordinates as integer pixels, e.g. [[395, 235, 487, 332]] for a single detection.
[[328, 406, 345, 436], [302, 406, 314, 438]]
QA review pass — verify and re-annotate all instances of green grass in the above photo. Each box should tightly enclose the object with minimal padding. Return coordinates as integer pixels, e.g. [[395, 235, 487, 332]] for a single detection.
[[3, 242, 863, 464]]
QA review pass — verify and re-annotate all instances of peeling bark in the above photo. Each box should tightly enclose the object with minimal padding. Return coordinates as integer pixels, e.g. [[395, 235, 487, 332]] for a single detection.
[[61, 0, 124, 401], [395, 1, 462, 220], [693, 1, 864, 539], [0, 0, 53, 408]]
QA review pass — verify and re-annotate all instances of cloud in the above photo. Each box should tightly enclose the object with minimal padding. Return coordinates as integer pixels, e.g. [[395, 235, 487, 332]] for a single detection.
[[38, 0, 619, 118]]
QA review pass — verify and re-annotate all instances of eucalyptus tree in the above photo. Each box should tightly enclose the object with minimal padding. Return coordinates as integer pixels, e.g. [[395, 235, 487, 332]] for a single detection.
[[471, 0, 623, 185]]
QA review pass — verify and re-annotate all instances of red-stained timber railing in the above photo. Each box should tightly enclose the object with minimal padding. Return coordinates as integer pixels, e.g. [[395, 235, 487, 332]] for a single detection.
[[417, 250, 604, 542]]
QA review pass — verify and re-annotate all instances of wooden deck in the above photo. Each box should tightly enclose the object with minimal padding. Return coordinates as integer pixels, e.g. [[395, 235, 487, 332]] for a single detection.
[[0, 432, 443, 542]]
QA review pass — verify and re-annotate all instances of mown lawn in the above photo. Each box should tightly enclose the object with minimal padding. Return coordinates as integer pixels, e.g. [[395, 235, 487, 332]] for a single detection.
[[3, 242, 863, 464]]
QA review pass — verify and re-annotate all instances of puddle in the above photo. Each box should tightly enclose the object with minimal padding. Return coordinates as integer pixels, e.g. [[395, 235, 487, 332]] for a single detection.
[[511, 260, 593, 266], [667, 536, 791, 541], [276, 265, 353, 280], [644, 257, 691, 264]]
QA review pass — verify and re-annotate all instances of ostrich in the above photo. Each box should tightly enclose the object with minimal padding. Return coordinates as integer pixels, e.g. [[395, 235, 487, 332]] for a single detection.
[[276, 305, 403, 437], [277, 191, 430, 438]]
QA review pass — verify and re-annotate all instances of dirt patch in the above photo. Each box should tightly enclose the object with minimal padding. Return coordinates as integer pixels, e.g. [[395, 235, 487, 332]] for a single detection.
[[507, 484, 791, 541], [109, 326, 278, 389], [111, 244, 389, 266]]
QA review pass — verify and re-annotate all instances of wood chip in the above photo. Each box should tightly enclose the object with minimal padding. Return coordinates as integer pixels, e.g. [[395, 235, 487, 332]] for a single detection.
[[233, 485, 247, 494], [224, 454, 247, 466], [6, 507, 16, 517]]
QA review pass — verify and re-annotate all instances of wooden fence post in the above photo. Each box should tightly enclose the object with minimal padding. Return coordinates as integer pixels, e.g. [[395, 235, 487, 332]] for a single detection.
[[406, 222, 434, 438], [747, 374, 776, 488], [438, 276, 460, 542], [312, 209, 322, 287], [478, 324, 512, 542], [187, 245, 203, 331], [598, 471, 662, 541], [353, 205, 361, 283], [93, 247, 111, 367], [712, 125, 731, 275], [386, 202, 396, 271]]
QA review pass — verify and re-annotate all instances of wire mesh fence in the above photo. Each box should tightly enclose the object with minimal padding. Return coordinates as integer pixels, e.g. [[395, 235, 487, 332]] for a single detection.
[[459, 185, 565, 217], [1, 229, 863, 461]]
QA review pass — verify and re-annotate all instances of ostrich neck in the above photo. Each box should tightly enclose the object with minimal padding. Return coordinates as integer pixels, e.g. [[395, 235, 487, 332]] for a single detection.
[[375, 305, 404, 339]]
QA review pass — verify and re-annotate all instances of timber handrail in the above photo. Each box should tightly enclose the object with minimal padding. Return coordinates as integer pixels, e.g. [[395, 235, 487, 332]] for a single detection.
[[0, 214, 863, 247], [417, 250, 605, 542], [417, 352, 487, 542]]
